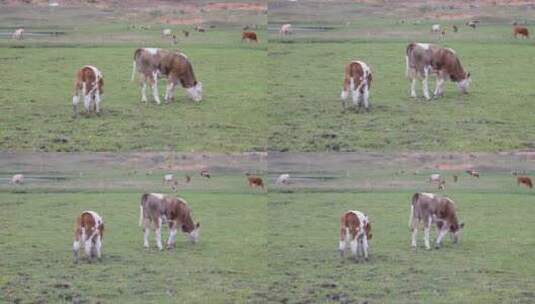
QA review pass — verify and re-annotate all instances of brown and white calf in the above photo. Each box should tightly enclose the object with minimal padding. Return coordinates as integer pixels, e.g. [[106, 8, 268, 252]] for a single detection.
[[72, 65, 104, 115], [131, 48, 203, 104], [406, 43, 470, 100], [339, 210, 372, 260], [466, 169, 480, 178], [513, 26, 529, 39], [73, 211, 104, 263], [280, 24, 292, 36], [242, 31, 258, 42], [139, 193, 200, 250], [10, 174, 24, 185], [340, 60, 373, 111], [517, 176, 533, 189], [409, 192, 464, 250], [246, 173, 265, 190], [12, 28, 24, 40]]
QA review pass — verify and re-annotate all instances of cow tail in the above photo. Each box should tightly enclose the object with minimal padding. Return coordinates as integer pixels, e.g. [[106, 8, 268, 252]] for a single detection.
[[405, 43, 414, 77], [409, 193, 419, 228], [139, 193, 148, 227]]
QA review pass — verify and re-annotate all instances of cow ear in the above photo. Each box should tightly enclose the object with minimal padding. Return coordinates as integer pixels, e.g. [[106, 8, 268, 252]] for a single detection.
[[460, 222, 465, 228], [466, 72, 471, 78]]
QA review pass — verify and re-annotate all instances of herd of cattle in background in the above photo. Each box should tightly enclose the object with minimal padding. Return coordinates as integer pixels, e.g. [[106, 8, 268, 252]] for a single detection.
[[7, 167, 532, 262]]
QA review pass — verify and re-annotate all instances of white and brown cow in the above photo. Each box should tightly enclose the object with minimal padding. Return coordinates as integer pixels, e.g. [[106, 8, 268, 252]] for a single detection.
[[12, 28, 24, 40], [72, 65, 104, 116], [409, 192, 464, 250], [406, 43, 470, 100], [279, 24, 292, 36], [10, 174, 24, 185], [73, 210, 104, 263], [339, 210, 372, 260], [340, 60, 373, 111], [131, 48, 202, 104], [139, 193, 200, 250]]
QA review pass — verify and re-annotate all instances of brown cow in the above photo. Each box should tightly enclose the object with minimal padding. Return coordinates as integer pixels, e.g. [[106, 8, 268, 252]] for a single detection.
[[409, 193, 464, 250], [340, 60, 373, 111], [200, 169, 211, 178], [242, 31, 258, 43], [73, 211, 104, 263], [513, 26, 529, 39], [72, 65, 104, 116], [517, 176, 533, 189], [466, 169, 480, 178], [139, 193, 200, 250], [406, 43, 470, 100], [246, 173, 264, 190], [339, 210, 372, 260], [131, 48, 202, 104]]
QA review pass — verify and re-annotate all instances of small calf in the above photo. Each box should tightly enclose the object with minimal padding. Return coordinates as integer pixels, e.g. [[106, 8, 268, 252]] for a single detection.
[[11, 174, 24, 185], [517, 176, 533, 189], [339, 210, 372, 261], [246, 173, 264, 190], [466, 170, 480, 178], [73, 211, 104, 263]]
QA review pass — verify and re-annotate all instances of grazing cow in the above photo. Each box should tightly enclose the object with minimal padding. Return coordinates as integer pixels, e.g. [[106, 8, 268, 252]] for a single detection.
[[513, 26, 529, 39], [72, 65, 104, 116], [409, 192, 464, 250], [276, 174, 290, 185], [466, 20, 479, 29], [431, 24, 441, 33], [280, 23, 292, 36], [161, 28, 172, 37], [453, 175, 458, 182], [194, 26, 206, 32], [406, 43, 471, 100], [182, 30, 189, 37], [246, 173, 265, 190], [466, 169, 480, 178], [517, 176, 533, 189], [185, 175, 191, 183], [452, 25, 458, 33], [200, 169, 211, 178], [139, 193, 200, 250], [73, 211, 104, 263], [339, 210, 372, 260], [11, 28, 24, 40], [10, 174, 24, 184], [429, 174, 441, 183], [242, 31, 258, 43], [164, 174, 178, 192], [131, 48, 203, 104], [340, 60, 373, 111]]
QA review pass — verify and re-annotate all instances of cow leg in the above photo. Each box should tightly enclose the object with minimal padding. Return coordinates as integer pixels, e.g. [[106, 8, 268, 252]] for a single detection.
[[155, 217, 163, 250], [95, 235, 102, 260], [424, 216, 432, 250], [350, 236, 358, 260], [165, 82, 176, 103], [339, 227, 348, 257], [433, 73, 445, 98], [435, 227, 448, 249], [363, 85, 370, 111], [352, 88, 361, 111], [167, 223, 177, 249], [84, 239, 93, 261], [151, 72, 161, 104], [95, 89, 102, 114], [141, 80, 148, 103], [143, 228, 150, 248], [422, 68, 431, 100], [72, 236, 81, 264], [411, 227, 418, 248], [361, 235, 369, 260], [72, 90, 80, 117], [410, 78, 417, 98]]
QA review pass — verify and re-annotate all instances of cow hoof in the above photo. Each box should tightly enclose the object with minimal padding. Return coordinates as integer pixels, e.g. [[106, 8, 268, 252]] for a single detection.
[[435, 245, 441, 250]]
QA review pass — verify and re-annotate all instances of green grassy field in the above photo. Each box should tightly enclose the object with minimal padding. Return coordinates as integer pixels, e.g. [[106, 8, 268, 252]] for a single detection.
[[267, 1, 535, 152]]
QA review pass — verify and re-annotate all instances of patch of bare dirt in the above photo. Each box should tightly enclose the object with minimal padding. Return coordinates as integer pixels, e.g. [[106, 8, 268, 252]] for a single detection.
[[203, 2, 266, 12]]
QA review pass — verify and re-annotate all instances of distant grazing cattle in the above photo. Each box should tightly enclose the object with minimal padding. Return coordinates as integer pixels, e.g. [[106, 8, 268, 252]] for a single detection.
[[72, 65, 104, 116], [280, 23, 292, 36], [513, 26, 529, 39], [164, 174, 178, 192], [185, 175, 191, 183], [466, 20, 479, 29], [161, 28, 172, 37], [431, 24, 441, 33], [246, 173, 264, 190], [139, 193, 200, 250], [406, 43, 470, 100], [194, 26, 206, 32], [429, 174, 441, 183], [466, 169, 480, 178], [339, 210, 372, 260], [452, 25, 458, 33], [242, 31, 258, 43], [11, 174, 24, 184], [340, 60, 373, 111], [409, 192, 464, 250], [73, 211, 104, 263], [453, 175, 458, 182], [200, 169, 211, 178], [11, 28, 24, 40], [276, 174, 290, 185], [131, 48, 203, 104], [517, 176, 533, 189], [182, 30, 189, 37]]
